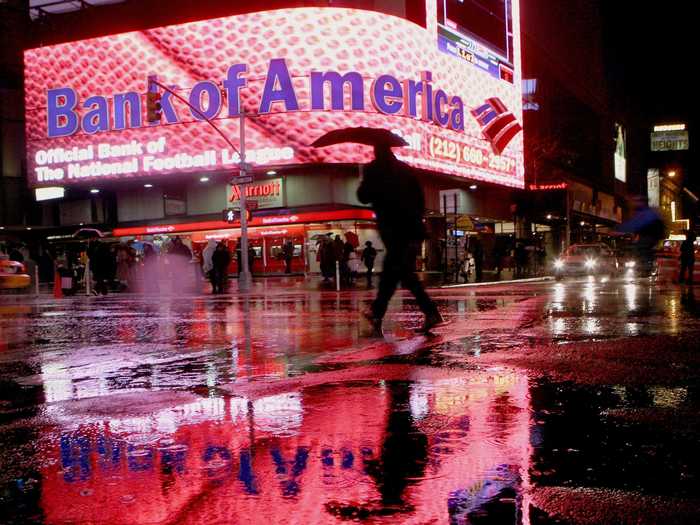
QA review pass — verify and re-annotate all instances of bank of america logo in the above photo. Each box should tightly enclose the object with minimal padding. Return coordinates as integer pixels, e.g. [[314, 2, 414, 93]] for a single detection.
[[471, 98, 522, 155]]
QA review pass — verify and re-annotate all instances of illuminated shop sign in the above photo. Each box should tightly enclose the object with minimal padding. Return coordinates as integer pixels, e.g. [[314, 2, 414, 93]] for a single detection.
[[528, 182, 567, 190], [111, 209, 376, 237], [46, 66, 467, 138], [25, 7, 523, 188], [229, 178, 283, 209]]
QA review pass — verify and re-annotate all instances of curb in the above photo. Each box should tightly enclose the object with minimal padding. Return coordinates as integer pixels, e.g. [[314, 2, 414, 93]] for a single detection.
[[435, 276, 554, 289]]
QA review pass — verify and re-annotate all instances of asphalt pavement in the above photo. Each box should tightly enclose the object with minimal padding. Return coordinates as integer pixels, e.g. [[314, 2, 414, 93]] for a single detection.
[[1, 276, 699, 524]]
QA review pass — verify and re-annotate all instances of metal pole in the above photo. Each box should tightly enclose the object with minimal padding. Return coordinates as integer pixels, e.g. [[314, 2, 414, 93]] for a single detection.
[[453, 193, 458, 282], [443, 194, 448, 283], [85, 258, 91, 296], [238, 111, 252, 292], [565, 189, 571, 250], [34, 265, 40, 296], [336, 260, 340, 291]]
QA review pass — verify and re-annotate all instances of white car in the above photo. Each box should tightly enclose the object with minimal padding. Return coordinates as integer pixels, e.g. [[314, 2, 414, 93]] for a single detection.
[[553, 243, 618, 279]]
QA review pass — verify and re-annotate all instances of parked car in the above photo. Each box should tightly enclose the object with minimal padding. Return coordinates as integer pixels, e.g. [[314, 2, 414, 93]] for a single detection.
[[553, 243, 618, 279], [0, 255, 31, 289]]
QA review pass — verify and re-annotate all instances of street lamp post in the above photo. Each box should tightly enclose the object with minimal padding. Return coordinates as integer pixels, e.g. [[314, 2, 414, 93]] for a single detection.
[[148, 77, 253, 291], [238, 111, 253, 291]]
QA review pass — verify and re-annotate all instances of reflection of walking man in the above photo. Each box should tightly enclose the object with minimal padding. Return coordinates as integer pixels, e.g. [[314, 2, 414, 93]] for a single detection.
[[359, 145, 443, 334]]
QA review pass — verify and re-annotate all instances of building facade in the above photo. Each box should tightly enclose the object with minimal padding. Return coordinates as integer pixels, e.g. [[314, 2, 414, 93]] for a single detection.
[[15, 0, 527, 275]]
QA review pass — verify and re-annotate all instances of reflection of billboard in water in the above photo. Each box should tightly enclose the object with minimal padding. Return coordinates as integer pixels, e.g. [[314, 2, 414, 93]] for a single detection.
[[24, 6, 523, 188], [41, 369, 531, 524]]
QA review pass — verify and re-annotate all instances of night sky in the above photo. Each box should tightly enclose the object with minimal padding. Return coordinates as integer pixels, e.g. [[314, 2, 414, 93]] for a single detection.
[[600, 2, 695, 123], [600, 2, 696, 198]]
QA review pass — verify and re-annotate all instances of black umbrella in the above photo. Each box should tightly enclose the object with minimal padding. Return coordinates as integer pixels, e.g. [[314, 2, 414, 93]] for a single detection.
[[72, 228, 104, 239], [311, 127, 408, 148]]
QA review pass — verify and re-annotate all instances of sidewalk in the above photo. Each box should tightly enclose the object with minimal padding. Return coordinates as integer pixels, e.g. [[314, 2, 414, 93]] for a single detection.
[[2, 273, 554, 301]]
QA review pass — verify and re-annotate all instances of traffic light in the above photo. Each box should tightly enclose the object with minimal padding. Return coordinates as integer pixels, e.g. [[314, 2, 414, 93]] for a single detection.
[[222, 208, 252, 223], [224, 208, 237, 223], [146, 91, 162, 123]]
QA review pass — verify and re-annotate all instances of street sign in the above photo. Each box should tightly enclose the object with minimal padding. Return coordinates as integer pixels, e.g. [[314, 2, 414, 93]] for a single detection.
[[233, 175, 254, 185], [455, 215, 474, 230]]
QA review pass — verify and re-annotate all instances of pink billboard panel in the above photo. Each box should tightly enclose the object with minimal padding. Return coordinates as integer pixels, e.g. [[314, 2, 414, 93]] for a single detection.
[[24, 6, 523, 188]]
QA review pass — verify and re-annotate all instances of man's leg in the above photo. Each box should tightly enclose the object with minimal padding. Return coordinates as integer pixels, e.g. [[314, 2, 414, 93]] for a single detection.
[[371, 250, 400, 320], [367, 266, 373, 287], [397, 244, 438, 317], [688, 260, 694, 285]]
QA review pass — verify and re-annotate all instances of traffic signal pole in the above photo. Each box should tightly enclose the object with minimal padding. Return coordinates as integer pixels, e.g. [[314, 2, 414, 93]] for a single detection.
[[238, 110, 253, 291], [147, 77, 253, 291]]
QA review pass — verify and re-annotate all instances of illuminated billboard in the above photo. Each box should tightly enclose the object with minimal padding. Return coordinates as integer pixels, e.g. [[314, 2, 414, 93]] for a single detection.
[[614, 123, 626, 182], [24, 6, 523, 188]]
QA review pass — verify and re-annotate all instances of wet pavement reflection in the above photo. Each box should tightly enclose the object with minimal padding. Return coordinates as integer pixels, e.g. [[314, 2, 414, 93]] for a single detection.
[[1, 277, 700, 523]]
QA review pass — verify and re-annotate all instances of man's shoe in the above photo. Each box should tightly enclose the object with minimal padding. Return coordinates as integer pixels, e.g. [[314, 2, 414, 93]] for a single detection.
[[362, 309, 384, 336], [421, 312, 445, 333]]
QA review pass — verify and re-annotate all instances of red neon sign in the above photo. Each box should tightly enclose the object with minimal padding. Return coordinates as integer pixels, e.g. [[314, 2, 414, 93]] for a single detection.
[[528, 182, 568, 190], [112, 209, 376, 237]]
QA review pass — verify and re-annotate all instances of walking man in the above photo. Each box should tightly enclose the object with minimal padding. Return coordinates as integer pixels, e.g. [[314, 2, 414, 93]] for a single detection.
[[358, 145, 443, 335]]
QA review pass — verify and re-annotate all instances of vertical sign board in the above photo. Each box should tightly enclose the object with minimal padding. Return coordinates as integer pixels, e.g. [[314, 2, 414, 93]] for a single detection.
[[614, 123, 626, 182], [647, 169, 660, 209]]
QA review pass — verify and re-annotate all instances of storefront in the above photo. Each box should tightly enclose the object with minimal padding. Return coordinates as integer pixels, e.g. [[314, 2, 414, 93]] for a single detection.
[[23, 5, 525, 274], [112, 207, 380, 275]]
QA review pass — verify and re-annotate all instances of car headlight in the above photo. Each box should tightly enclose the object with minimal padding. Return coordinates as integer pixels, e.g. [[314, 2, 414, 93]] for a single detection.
[[625, 261, 636, 268], [554, 259, 564, 269], [585, 258, 597, 269]]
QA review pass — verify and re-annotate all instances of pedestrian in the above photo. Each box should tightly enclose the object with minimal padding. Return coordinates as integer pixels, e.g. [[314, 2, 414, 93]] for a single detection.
[[88, 240, 112, 295], [248, 245, 256, 275], [211, 241, 231, 293], [235, 241, 242, 275], [142, 243, 159, 292], [514, 241, 527, 278], [8, 244, 24, 263], [348, 249, 360, 285], [169, 236, 192, 261], [320, 235, 336, 282], [471, 235, 484, 282], [679, 230, 696, 285], [536, 243, 547, 276], [361, 240, 377, 288], [115, 243, 131, 291], [202, 238, 216, 274], [617, 196, 666, 277], [202, 239, 217, 289], [358, 144, 443, 334], [169, 236, 194, 290], [282, 238, 294, 274], [341, 234, 355, 285]]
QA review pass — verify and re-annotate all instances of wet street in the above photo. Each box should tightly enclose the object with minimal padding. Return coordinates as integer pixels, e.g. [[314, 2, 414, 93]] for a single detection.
[[1, 277, 699, 524]]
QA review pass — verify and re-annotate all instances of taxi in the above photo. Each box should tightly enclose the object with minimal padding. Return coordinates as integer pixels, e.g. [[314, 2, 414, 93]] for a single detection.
[[0, 255, 31, 289]]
